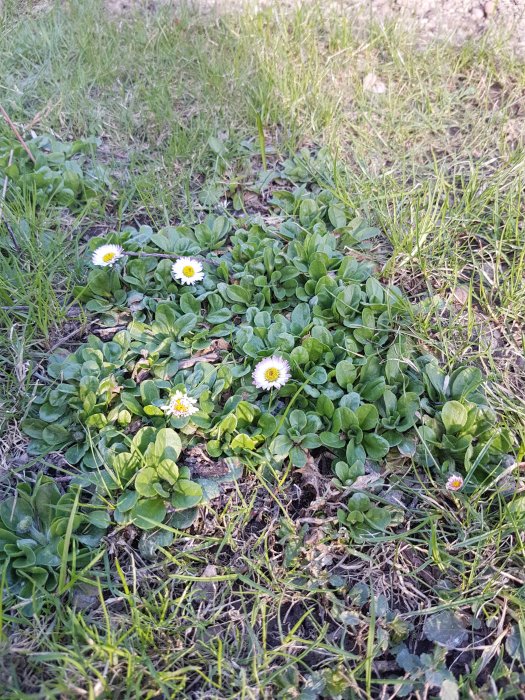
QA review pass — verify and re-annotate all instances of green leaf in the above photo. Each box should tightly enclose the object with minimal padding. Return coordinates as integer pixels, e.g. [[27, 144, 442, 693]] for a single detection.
[[21, 419, 48, 439], [144, 405, 164, 416], [33, 479, 61, 528], [308, 366, 328, 385], [334, 461, 350, 482], [85, 510, 111, 529], [328, 204, 346, 228], [355, 404, 379, 431], [300, 433, 322, 449], [167, 507, 199, 530], [207, 308, 232, 324], [258, 413, 277, 437], [320, 431, 345, 449], [39, 402, 66, 422], [170, 480, 203, 510], [157, 459, 179, 485], [131, 498, 167, 530], [316, 395, 335, 418], [155, 302, 178, 333], [225, 285, 252, 305], [116, 491, 139, 513], [335, 360, 356, 389], [334, 285, 361, 318], [288, 409, 307, 432], [290, 445, 307, 467], [362, 433, 390, 460], [423, 611, 468, 649], [309, 258, 327, 280], [348, 492, 370, 512], [135, 468, 158, 498], [270, 434, 293, 458], [42, 424, 71, 446], [290, 346, 310, 365], [230, 433, 256, 451], [441, 401, 468, 433], [290, 303, 311, 334], [0, 496, 33, 532], [425, 363, 446, 395], [299, 199, 319, 226], [179, 293, 201, 315], [449, 367, 483, 400], [140, 380, 160, 405], [154, 428, 182, 462], [173, 313, 197, 337], [120, 393, 144, 416], [366, 507, 391, 532]]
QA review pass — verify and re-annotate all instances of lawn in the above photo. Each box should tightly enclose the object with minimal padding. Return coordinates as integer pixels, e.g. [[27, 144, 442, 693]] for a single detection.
[[1, 1, 525, 698]]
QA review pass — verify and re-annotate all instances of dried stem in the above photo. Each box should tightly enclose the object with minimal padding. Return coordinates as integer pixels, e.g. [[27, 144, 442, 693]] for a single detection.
[[0, 104, 36, 164]]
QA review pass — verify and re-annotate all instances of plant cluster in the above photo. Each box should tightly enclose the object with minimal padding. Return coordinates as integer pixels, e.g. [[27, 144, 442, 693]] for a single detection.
[[8, 158, 513, 608], [0, 474, 108, 613], [0, 132, 109, 209]]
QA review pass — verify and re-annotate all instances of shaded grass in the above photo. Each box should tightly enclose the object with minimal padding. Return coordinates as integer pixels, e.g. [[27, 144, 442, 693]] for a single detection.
[[1, 1, 525, 697], [1, 466, 524, 697]]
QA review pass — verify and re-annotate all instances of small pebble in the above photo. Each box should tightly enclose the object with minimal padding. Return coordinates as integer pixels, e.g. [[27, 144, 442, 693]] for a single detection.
[[471, 7, 485, 21], [363, 73, 387, 94]]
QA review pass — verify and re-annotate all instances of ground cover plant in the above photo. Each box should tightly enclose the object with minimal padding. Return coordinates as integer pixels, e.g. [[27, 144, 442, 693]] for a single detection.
[[1, 1, 525, 699], [4, 148, 524, 698]]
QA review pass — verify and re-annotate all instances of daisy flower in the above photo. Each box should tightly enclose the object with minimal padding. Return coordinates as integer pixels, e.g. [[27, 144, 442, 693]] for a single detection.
[[171, 257, 204, 285], [252, 355, 291, 391], [446, 474, 464, 492], [92, 244, 124, 267], [161, 390, 199, 418]]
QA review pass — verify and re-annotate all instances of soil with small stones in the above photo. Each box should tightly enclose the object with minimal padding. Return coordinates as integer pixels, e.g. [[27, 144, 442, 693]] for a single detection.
[[104, 0, 525, 52]]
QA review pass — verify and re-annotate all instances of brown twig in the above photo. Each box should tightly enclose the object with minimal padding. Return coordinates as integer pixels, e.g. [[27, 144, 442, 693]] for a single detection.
[[0, 104, 36, 164]]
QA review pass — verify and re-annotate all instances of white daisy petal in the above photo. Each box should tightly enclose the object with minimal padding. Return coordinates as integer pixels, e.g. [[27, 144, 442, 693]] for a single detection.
[[252, 355, 290, 391], [161, 390, 199, 418], [92, 244, 124, 267], [446, 474, 464, 491], [171, 257, 205, 285]]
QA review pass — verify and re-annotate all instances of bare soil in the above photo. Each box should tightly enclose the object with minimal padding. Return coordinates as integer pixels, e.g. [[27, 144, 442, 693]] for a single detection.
[[104, 0, 525, 52]]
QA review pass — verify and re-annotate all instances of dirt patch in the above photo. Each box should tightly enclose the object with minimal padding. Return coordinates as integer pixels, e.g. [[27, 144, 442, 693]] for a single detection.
[[104, 0, 171, 13], [103, 0, 525, 52]]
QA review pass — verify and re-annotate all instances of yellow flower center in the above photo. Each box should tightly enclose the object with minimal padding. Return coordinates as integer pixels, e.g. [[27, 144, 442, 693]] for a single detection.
[[182, 265, 195, 278], [173, 399, 186, 412], [264, 367, 280, 382], [450, 478, 462, 489], [102, 252, 116, 263]]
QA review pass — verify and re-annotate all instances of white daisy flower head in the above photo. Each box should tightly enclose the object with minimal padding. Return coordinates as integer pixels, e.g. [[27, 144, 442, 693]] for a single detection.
[[92, 244, 124, 267], [161, 390, 199, 418], [252, 355, 291, 391], [446, 474, 464, 492], [171, 257, 204, 285]]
